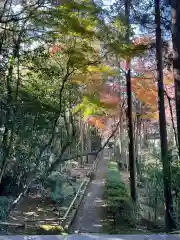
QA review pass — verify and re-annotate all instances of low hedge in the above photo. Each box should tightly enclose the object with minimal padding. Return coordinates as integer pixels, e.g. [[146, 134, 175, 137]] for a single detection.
[[104, 161, 135, 229]]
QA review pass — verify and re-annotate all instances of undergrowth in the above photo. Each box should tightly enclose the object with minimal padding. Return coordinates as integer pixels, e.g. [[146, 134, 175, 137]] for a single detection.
[[103, 161, 144, 234]]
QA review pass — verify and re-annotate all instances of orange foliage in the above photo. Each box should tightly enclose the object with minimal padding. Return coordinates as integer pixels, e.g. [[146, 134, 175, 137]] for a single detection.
[[49, 45, 64, 57], [87, 116, 106, 129], [164, 70, 174, 86], [141, 111, 159, 120], [100, 92, 120, 107], [132, 55, 175, 122], [132, 76, 157, 109], [88, 37, 175, 129]]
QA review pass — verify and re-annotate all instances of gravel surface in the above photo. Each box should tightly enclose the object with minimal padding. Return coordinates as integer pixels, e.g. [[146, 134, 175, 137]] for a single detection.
[[69, 149, 110, 233]]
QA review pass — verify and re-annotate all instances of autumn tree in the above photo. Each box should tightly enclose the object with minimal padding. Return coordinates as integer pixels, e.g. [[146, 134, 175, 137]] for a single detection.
[[0, 1, 144, 222], [0, 0, 114, 213]]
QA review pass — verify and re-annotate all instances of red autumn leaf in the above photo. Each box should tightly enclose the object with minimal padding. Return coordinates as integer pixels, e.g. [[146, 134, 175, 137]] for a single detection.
[[49, 45, 63, 57]]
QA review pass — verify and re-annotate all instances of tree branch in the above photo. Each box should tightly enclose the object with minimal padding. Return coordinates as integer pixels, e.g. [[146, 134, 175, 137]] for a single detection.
[[58, 100, 125, 163]]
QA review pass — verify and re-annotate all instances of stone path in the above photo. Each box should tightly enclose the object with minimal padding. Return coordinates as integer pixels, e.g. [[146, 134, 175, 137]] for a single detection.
[[69, 148, 110, 233]]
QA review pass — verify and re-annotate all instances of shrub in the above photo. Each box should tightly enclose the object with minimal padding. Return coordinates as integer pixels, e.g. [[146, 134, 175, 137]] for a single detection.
[[0, 196, 12, 220], [0, 197, 13, 234], [0, 175, 22, 197], [104, 161, 135, 228], [44, 171, 79, 206]]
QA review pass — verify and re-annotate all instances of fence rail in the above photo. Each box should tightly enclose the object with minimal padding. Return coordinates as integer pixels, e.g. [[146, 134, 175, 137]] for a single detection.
[[62, 180, 86, 226]]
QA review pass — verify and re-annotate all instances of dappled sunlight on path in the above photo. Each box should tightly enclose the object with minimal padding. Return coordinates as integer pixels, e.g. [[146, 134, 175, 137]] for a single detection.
[[69, 149, 110, 233]]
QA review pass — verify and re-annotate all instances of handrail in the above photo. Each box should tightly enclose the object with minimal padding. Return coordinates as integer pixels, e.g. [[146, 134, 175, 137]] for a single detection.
[[62, 157, 100, 229], [62, 180, 86, 224], [63, 154, 100, 223], [0, 222, 24, 227]]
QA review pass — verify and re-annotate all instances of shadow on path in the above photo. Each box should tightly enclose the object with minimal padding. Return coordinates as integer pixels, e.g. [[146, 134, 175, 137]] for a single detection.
[[69, 149, 110, 233]]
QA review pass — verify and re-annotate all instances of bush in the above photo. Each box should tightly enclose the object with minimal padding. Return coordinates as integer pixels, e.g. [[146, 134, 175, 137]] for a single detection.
[[0, 196, 12, 220], [0, 197, 13, 234], [104, 162, 135, 228], [0, 175, 22, 197], [44, 171, 79, 206]]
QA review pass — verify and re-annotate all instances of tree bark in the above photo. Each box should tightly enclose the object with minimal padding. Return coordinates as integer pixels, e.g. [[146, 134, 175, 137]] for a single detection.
[[171, 0, 180, 158], [125, 0, 137, 203], [135, 115, 142, 178], [165, 90, 178, 149], [155, 0, 176, 232]]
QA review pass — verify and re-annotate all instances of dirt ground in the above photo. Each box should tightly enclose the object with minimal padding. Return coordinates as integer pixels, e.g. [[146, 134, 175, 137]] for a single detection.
[[6, 163, 94, 234], [9, 195, 66, 223]]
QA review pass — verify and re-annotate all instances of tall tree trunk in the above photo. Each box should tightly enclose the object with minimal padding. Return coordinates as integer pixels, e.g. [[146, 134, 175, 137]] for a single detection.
[[80, 119, 85, 167], [165, 91, 178, 149], [171, 0, 180, 158], [135, 115, 142, 178], [155, 0, 176, 232], [125, 0, 137, 203]]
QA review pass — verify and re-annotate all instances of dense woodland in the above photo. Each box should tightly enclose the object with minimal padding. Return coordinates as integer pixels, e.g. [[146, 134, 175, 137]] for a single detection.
[[0, 0, 180, 235]]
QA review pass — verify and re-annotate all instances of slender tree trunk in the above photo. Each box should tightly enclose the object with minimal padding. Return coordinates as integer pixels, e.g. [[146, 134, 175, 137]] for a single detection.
[[80, 119, 84, 167], [165, 91, 178, 149], [171, 0, 180, 158], [138, 120, 143, 179], [155, 0, 176, 232], [125, 0, 137, 203], [135, 115, 142, 178]]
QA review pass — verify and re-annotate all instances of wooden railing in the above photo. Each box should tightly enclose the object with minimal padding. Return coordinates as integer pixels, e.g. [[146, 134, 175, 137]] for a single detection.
[[0, 178, 90, 230], [59, 153, 101, 230]]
